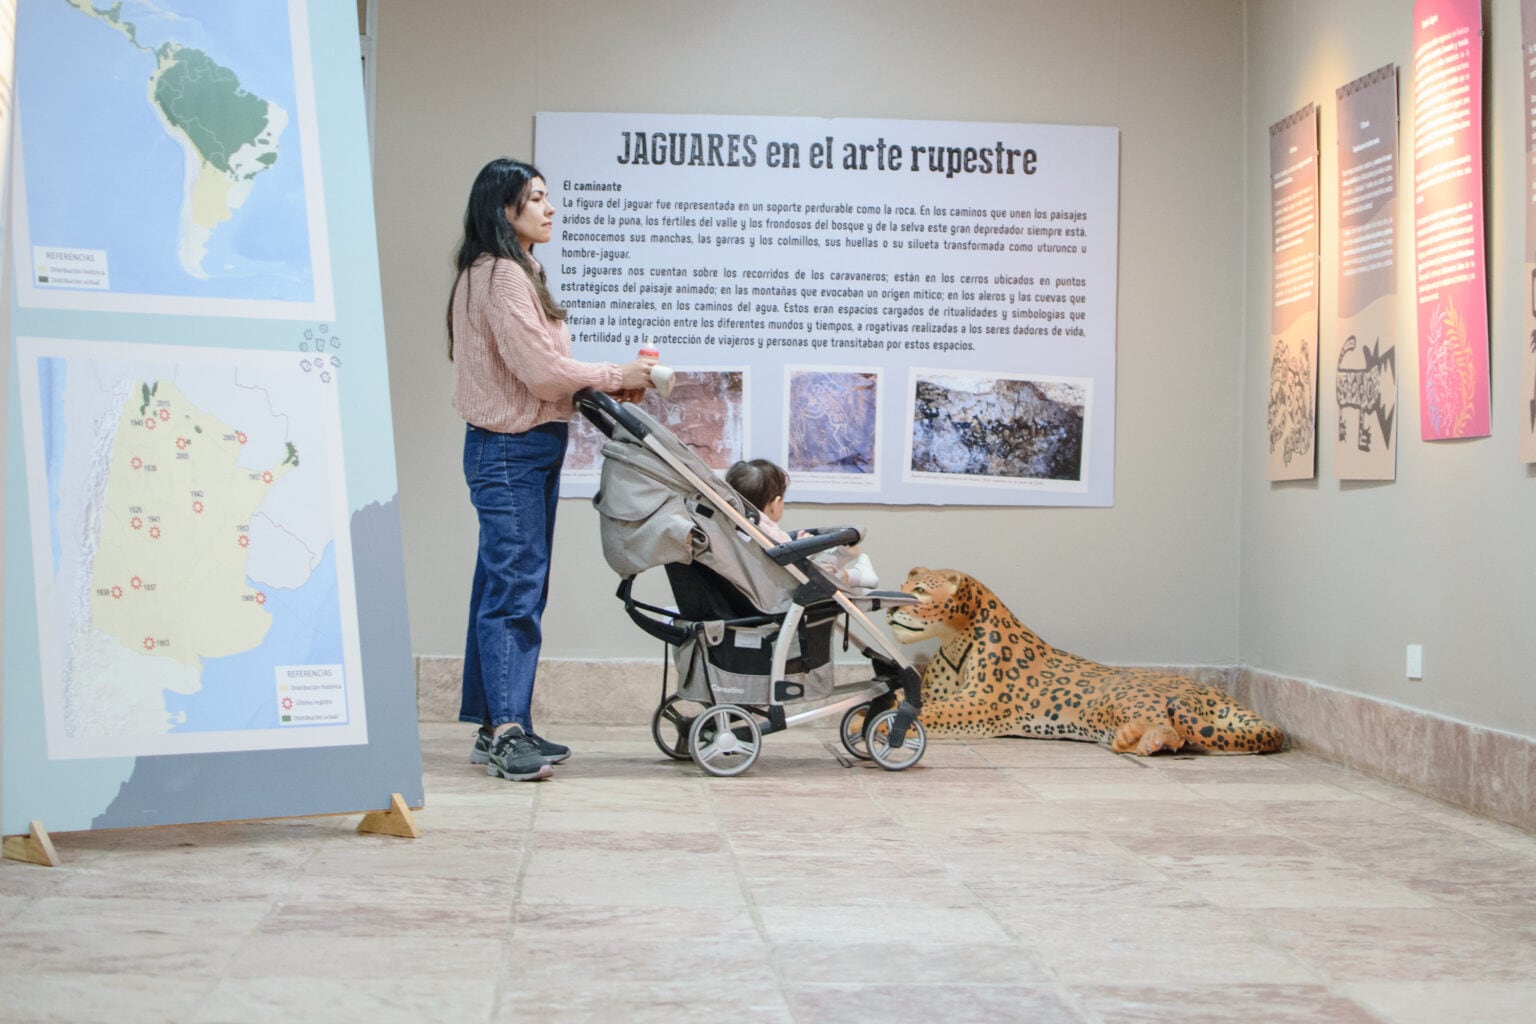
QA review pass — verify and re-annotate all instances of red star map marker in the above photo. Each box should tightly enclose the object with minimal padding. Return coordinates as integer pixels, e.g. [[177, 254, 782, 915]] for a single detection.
[[110, 585, 122, 599], [238, 535, 250, 548], [130, 456, 142, 469], [255, 592, 266, 605], [130, 517, 142, 530], [142, 637, 155, 651], [148, 526, 161, 539], [130, 576, 143, 589]]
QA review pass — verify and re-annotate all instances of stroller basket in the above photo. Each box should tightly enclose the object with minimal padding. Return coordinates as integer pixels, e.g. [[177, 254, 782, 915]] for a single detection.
[[668, 560, 838, 705], [576, 389, 928, 778]]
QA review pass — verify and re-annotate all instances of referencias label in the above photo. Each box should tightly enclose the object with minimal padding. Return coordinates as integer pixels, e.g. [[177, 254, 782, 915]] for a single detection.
[[34, 246, 110, 289]]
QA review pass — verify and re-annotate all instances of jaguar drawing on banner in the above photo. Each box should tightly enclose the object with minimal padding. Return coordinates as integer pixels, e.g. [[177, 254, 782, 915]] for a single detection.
[[1268, 338, 1314, 467], [1528, 328, 1535, 434], [1335, 335, 1396, 453]]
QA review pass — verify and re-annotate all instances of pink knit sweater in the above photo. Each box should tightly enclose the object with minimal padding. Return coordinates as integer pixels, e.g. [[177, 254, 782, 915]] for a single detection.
[[450, 254, 622, 433]]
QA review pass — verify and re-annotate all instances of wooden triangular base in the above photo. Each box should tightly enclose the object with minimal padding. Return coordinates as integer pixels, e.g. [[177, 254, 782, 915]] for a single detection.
[[355, 792, 419, 839], [2, 821, 61, 867]]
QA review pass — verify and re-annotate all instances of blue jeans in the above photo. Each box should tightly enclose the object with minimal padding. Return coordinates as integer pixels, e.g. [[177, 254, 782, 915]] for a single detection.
[[459, 421, 567, 732]]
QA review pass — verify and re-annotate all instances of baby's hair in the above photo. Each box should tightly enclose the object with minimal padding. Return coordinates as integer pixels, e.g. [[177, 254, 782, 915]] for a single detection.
[[725, 458, 788, 513]]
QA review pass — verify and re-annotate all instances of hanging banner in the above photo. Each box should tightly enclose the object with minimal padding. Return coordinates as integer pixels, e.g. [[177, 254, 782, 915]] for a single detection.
[[535, 112, 1120, 507], [1334, 66, 1400, 481], [1411, 0, 1490, 440], [1268, 104, 1319, 482], [1522, 0, 1536, 462], [4, 0, 421, 834]]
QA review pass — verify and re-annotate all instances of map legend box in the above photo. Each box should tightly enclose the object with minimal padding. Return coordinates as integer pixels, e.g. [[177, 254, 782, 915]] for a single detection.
[[33, 247, 110, 289], [276, 665, 348, 726]]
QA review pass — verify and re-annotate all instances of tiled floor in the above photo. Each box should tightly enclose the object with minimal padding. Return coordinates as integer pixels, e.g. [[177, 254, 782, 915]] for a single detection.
[[2, 721, 1534, 1022]]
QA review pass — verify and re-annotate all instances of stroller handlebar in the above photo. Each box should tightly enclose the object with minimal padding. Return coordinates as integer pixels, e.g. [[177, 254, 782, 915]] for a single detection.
[[574, 388, 650, 441], [766, 526, 862, 565]]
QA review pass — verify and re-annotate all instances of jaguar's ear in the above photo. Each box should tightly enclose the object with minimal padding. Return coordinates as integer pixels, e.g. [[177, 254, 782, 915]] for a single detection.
[[907, 566, 929, 580], [943, 569, 965, 585]]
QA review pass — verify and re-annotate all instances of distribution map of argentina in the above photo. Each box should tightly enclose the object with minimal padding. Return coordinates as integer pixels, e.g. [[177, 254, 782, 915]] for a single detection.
[[89, 380, 296, 669], [16, 341, 367, 759]]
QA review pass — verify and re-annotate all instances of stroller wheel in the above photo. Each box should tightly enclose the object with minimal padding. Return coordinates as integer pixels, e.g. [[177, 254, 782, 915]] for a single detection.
[[652, 695, 703, 761], [839, 703, 874, 761], [687, 705, 761, 777], [866, 708, 926, 771]]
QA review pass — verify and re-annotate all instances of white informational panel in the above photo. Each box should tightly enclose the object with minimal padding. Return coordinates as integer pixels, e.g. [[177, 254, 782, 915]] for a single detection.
[[3, 0, 421, 835], [537, 112, 1120, 507]]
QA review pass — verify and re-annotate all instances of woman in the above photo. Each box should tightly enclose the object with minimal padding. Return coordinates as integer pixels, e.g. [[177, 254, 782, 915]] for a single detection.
[[448, 158, 654, 781]]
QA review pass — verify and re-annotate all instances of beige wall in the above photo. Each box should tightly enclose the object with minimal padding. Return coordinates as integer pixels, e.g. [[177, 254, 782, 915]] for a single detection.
[[372, 0, 1250, 670], [1241, 0, 1536, 739]]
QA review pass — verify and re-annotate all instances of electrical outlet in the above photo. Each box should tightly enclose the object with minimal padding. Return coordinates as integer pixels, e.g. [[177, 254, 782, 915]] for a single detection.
[[1406, 644, 1423, 680]]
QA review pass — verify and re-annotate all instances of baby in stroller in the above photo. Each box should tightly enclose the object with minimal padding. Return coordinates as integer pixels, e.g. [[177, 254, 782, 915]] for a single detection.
[[576, 390, 925, 777], [725, 458, 880, 590]]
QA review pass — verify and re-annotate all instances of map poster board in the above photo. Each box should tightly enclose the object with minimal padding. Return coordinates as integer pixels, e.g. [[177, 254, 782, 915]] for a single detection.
[[0, 0, 14, 244], [1522, 0, 1536, 462], [3, 0, 422, 835], [1411, 0, 1491, 440], [1268, 104, 1320, 482], [1334, 66, 1400, 481], [0, 0, 14, 322], [535, 112, 1120, 508]]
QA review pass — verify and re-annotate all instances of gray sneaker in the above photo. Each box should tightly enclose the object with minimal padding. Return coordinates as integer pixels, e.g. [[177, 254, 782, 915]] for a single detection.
[[473, 726, 568, 765], [485, 725, 554, 781]]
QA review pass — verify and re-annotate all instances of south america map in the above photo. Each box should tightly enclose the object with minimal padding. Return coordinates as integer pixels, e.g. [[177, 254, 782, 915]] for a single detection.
[[12, 0, 332, 317]]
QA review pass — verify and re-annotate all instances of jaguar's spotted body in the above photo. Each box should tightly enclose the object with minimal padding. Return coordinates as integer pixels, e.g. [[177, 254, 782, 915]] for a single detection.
[[887, 568, 1284, 755]]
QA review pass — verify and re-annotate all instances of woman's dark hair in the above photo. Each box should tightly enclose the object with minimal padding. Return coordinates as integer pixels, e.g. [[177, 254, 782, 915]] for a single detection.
[[725, 459, 788, 514], [446, 158, 566, 359]]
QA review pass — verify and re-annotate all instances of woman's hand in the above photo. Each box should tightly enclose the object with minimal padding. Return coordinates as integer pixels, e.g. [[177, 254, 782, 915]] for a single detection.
[[619, 357, 657, 390]]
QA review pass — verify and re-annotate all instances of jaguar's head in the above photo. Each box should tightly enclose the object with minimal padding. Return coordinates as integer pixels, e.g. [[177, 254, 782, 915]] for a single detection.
[[886, 567, 977, 645]]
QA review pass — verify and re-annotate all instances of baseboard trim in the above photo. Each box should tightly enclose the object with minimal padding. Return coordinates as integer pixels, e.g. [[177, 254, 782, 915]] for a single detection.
[[415, 654, 664, 730], [415, 655, 1534, 831], [1231, 667, 1535, 833]]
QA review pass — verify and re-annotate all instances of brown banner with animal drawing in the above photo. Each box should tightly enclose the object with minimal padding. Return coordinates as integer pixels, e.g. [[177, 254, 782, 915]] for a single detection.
[[1334, 66, 1399, 481], [1268, 104, 1319, 481]]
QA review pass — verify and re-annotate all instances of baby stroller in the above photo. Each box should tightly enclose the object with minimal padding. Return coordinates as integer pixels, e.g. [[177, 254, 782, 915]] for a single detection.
[[575, 389, 927, 777]]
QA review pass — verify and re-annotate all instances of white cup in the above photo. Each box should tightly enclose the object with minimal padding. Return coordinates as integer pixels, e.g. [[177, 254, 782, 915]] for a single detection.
[[650, 364, 676, 399]]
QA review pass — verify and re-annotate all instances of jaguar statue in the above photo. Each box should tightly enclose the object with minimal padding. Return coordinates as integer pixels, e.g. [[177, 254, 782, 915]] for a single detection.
[[886, 567, 1284, 755]]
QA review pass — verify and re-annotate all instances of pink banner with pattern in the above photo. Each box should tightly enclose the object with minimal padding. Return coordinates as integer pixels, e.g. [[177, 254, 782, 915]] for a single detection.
[[1411, 0, 1490, 440]]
